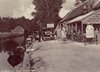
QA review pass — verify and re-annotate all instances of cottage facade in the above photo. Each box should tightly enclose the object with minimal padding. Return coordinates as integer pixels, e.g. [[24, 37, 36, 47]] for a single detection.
[[55, 0, 100, 42]]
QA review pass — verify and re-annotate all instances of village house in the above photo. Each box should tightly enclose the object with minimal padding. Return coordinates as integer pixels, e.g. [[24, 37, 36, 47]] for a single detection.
[[55, 0, 100, 42]]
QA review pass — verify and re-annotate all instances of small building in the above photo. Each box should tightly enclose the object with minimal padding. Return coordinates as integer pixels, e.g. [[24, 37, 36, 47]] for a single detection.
[[55, 0, 100, 42], [66, 9, 100, 41]]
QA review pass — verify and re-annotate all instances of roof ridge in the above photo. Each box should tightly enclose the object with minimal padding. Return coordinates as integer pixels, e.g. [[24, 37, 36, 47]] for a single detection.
[[61, 0, 89, 22]]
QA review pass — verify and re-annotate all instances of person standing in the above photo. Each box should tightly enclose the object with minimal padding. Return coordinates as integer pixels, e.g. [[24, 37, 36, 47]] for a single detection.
[[38, 29, 42, 42], [95, 28, 99, 44], [61, 27, 66, 41]]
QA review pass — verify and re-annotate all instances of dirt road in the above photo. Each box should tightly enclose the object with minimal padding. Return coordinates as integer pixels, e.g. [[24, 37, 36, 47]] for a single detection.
[[31, 40, 100, 72]]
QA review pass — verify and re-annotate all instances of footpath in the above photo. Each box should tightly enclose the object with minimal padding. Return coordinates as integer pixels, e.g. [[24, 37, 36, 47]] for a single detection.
[[30, 40, 100, 72], [71, 40, 100, 49]]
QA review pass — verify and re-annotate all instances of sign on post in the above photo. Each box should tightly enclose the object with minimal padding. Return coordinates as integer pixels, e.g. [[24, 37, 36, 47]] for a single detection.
[[86, 24, 95, 38], [47, 23, 54, 28]]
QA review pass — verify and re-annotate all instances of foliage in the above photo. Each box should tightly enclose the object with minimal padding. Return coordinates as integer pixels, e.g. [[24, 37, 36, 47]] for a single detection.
[[0, 17, 39, 52], [32, 0, 65, 27], [0, 17, 38, 33]]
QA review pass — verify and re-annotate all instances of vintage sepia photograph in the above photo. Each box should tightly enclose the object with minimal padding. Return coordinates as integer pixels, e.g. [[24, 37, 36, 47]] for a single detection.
[[0, 0, 100, 72]]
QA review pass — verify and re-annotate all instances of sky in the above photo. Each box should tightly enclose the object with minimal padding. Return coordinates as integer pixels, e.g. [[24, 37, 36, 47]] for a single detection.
[[0, 0, 75, 19]]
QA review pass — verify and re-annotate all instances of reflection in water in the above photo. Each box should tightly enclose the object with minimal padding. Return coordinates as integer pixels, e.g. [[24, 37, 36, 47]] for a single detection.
[[0, 36, 26, 67]]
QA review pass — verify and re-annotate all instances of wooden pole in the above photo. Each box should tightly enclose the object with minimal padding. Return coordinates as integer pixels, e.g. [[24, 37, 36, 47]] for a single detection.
[[81, 22, 84, 42], [76, 23, 78, 33], [81, 23, 83, 34], [72, 24, 74, 40]]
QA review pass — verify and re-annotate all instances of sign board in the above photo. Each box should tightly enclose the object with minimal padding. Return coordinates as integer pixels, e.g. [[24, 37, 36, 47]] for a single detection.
[[86, 25, 95, 38], [47, 23, 54, 28]]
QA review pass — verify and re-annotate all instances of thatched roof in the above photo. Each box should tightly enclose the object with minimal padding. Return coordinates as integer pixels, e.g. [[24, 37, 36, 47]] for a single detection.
[[60, 0, 100, 23], [61, 0, 89, 22]]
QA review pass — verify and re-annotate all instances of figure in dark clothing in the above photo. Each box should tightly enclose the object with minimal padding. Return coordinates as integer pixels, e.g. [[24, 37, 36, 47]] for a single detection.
[[38, 29, 42, 42]]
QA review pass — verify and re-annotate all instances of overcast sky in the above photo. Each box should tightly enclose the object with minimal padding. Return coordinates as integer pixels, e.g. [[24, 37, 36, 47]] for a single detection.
[[0, 0, 75, 19]]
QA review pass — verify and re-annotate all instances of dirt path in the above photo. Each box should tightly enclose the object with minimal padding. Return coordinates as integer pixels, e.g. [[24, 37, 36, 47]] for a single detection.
[[31, 40, 100, 72]]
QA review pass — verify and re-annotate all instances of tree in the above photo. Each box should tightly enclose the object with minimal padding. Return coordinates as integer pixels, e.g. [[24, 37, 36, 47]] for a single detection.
[[32, 0, 65, 28]]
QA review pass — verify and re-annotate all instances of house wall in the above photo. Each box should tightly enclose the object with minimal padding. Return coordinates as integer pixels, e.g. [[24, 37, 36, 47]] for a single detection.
[[82, 9, 100, 24]]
